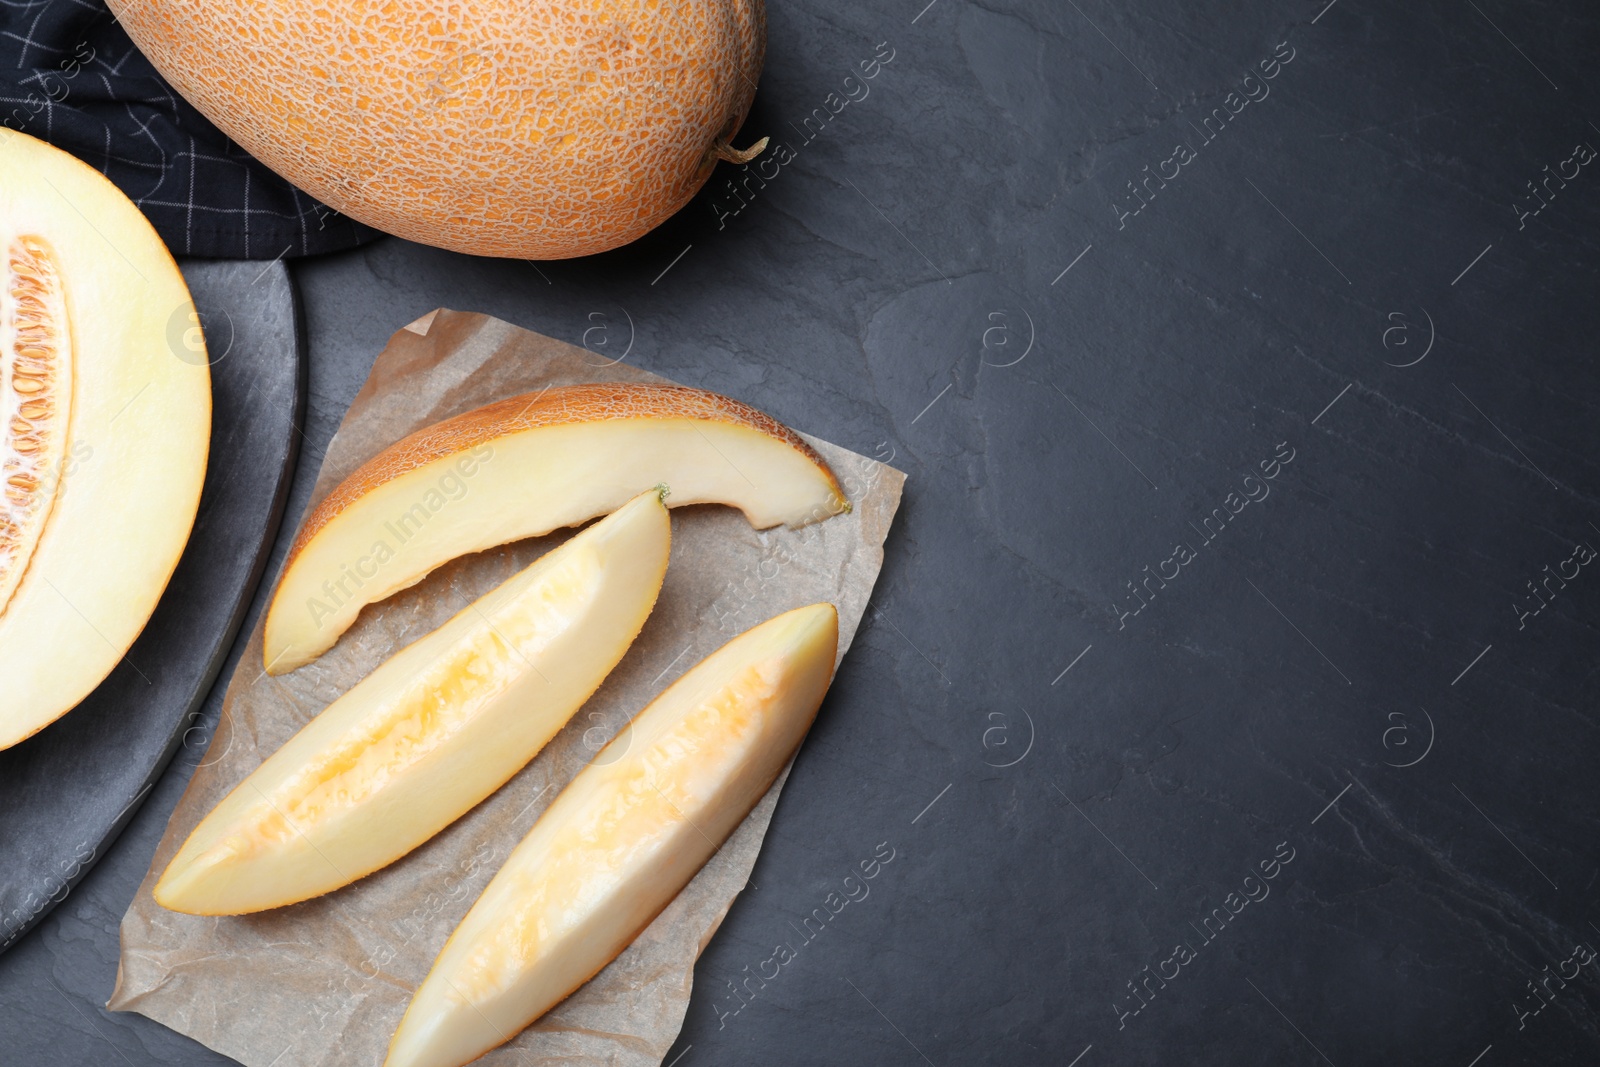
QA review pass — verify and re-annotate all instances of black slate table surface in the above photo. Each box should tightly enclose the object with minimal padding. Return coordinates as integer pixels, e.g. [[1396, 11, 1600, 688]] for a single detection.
[[4, 1, 1599, 1064]]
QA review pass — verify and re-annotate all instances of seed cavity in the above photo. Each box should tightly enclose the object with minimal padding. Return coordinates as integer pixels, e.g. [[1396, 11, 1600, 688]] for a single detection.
[[0, 235, 73, 619]]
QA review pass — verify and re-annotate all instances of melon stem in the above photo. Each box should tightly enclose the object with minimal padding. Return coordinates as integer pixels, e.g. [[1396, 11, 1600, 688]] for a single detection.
[[708, 136, 770, 167]]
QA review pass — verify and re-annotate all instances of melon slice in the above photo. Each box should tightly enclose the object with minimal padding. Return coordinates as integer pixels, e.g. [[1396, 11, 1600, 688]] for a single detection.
[[0, 129, 211, 750], [263, 383, 847, 674], [155, 490, 672, 915], [386, 603, 839, 1067]]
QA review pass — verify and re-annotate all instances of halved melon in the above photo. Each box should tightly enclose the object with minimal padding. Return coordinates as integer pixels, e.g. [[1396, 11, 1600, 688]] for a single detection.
[[386, 603, 839, 1067], [0, 129, 211, 750], [263, 383, 847, 674], [155, 491, 673, 915]]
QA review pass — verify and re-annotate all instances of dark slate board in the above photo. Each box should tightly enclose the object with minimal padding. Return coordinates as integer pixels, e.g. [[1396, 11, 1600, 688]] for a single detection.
[[0, 260, 302, 955], [5, 2, 1600, 1066]]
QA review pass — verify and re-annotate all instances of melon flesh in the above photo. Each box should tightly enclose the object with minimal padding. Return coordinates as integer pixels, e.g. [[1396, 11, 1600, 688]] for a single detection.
[[263, 383, 847, 674], [155, 491, 672, 915], [386, 603, 839, 1067], [0, 129, 211, 750]]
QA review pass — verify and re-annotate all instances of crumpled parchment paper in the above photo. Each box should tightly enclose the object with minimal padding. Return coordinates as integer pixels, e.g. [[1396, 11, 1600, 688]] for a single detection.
[[109, 309, 905, 1067]]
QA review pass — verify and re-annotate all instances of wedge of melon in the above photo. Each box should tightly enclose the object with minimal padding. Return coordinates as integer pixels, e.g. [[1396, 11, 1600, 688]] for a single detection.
[[0, 129, 211, 750], [155, 490, 672, 915], [386, 602, 839, 1067], [263, 383, 847, 674]]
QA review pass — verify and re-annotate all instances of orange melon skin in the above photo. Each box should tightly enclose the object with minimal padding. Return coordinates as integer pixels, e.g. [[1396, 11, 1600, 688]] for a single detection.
[[107, 0, 765, 259]]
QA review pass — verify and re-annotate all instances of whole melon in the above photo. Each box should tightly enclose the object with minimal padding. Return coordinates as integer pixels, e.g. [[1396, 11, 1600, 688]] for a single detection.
[[109, 0, 766, 259]]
